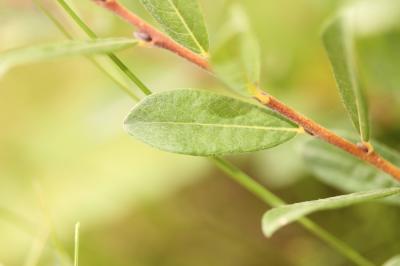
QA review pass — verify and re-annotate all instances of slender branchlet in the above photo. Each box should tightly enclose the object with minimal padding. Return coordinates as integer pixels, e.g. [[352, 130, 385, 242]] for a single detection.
[[92, 0, 210, 70], [256, 91, 400, 180], [93, 0, 400, 182]]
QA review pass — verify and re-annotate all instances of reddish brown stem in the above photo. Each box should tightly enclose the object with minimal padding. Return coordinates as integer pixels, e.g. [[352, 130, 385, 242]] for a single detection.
[[93, 0, 400, 182], [257, 92, 400, 181], [93, 0, 210, 70]]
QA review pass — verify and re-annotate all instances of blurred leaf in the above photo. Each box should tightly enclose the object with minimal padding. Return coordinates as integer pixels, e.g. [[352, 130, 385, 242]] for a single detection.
[[0, 38, 137, 77], [212, 5, 261, 96], [262, 187, 400, 237], [253, 138, 305, 188], [384, 255, 400, 266], [301, 132, 400, 204], [322, 14, 370, 141], [124, 89, 299, 156], [139, 0, 209, 55], [338, 0, 400, 92], [358, 29, 400, 91], [348, 0, 400, 37]]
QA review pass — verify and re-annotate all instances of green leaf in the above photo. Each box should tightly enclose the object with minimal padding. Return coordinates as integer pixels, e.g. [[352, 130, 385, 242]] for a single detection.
[[323, 0, 400, 92], [124, 89, 299, 156], [139, 0, 209, 56], [301, 131, 400, 204], [322, 14, 370, 141], [384, 255, 400, 266], [212, 5, 261, 96], [262, 187, 400, 237], [359, 29, 400, 92], [0, 38, 137, 77], [352, 0, 400, 92]]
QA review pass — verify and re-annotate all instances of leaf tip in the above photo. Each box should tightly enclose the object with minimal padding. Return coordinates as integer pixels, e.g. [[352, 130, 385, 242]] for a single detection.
[[261, 220, 274, 238], [261, 212, 288, 238]]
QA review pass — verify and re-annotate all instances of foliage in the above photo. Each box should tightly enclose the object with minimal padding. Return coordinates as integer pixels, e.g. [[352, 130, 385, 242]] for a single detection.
[[262, 187, 400, 237], [124, 89, 298, 155], [140, 0, 209, 55], [323, 13, 370, 142], [1, 0, 400, 265], [302, 132, 400, 203], [0, 38, 137, 77], [211, 5, 261, 96]]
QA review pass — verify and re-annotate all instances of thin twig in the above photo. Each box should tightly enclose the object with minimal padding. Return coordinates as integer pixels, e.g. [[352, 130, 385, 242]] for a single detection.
[[57, 0, 152, 96], [93, 0, 400, 182], [92, 0, 210, 70], [35, 0, 141, 101], [255, 92, 400, 181]]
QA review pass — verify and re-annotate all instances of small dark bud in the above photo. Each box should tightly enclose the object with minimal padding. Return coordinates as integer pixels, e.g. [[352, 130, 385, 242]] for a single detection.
[[134, 31, 152, 42], [304, 129, 315, 136], [357, 142, 373, 154]]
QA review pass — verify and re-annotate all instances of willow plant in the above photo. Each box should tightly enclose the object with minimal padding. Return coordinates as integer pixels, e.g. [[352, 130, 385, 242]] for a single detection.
[[2, 0, 400, 265]]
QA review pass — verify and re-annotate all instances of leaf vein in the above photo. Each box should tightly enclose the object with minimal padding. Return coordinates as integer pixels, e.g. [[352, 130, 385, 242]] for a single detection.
[[133, 121, 299, 132], [165, 0, 207, 55]]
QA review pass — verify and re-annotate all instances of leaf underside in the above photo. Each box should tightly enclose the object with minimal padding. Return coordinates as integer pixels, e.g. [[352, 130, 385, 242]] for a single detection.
[[140, 0, 209, 55], [212, 5, 261, 96], [301, 131, 400, 204], [124, 89, 298, 156], [323, 14, 370, 141], [0, 38, 137, 77], [262, 187, 400, 237]]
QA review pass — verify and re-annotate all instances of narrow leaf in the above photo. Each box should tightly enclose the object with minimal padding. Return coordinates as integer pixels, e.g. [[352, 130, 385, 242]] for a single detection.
[[301, 131, 400, 204], [262, 187, 400, 237], [212, 5, 261, 96], [359, 28, 400, 92], [351, 0, 400, 91], [384, 255, 400, 266], [124, 89, 299, 156], [322, 14, 370, 141], [139, 0, 209, 55], [0, 38, 137, 77]]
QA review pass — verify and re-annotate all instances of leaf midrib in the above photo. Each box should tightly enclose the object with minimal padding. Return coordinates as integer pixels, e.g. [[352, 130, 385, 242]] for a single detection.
[[131, 120, 299, 132], [342, 19, 364, 141], [165, 0, 207, 55]]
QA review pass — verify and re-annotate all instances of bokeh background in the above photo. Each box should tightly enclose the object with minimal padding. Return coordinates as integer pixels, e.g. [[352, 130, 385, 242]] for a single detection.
[[1, 0, 400, 265]]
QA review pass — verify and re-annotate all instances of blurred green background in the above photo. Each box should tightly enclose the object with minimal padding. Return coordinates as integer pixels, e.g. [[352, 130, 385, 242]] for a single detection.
[[1, 0, 400, 265]]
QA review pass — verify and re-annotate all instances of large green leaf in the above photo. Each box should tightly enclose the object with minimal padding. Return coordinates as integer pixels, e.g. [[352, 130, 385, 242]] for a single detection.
[[384, 255, 400, 266], [139, 0, 209, 56], [262, 187, 400, 237], [301, 132, 400, 204], [212, 5, 261, 96], [0, 38, 137, 77], [322, 14, 370, 141], [124, 89, 299, 156]]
